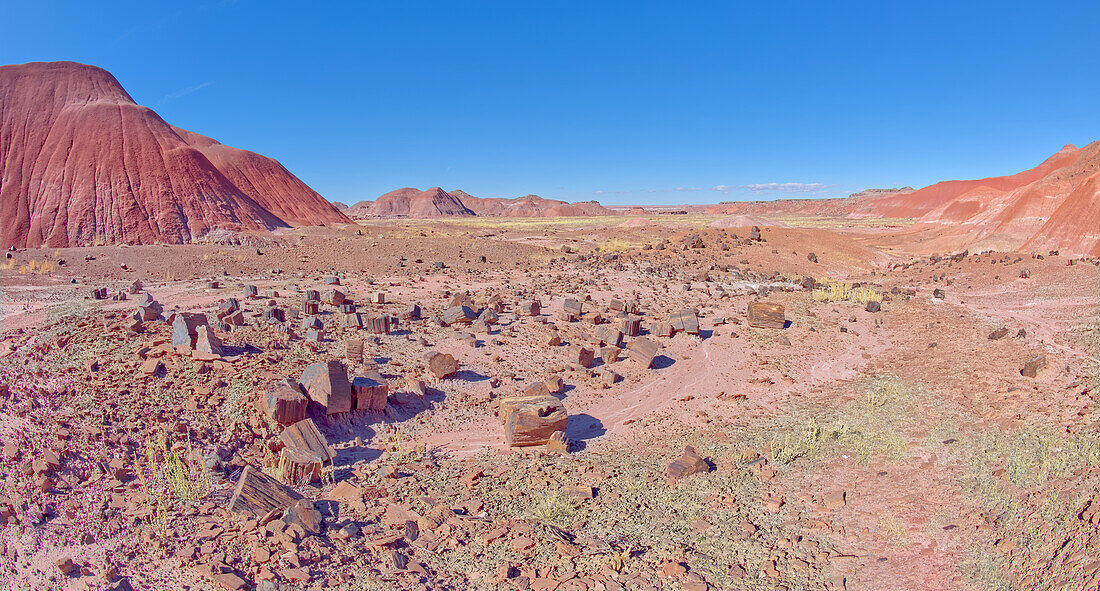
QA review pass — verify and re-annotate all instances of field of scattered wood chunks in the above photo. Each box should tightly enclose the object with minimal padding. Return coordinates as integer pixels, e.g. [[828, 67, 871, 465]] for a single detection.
[[0, 220, 1097, 591]]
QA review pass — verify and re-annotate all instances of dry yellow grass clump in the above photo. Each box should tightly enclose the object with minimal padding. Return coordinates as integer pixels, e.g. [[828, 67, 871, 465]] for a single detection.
[[1, 258, 58, 273], [812, 277, 882, 305]]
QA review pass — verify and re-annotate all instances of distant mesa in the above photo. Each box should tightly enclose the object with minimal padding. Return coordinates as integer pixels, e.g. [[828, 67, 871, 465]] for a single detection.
[[0, 61, 349, 248], [346, 188, 612, 219]]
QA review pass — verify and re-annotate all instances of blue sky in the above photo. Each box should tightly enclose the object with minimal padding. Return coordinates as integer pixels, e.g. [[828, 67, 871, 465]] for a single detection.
[[5, 1, 1100, 206]]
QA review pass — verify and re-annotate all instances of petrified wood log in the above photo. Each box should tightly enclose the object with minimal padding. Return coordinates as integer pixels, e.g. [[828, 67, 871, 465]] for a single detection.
[[499, 394, 568, 447], [747, 302, 786, 329], [228, 465, 303, 518]]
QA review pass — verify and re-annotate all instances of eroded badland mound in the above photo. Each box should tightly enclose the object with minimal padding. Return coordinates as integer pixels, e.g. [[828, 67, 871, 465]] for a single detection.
[[0, 61, 348, 249], [347, 187, 475, 218], [347, 188, 612, 218], [705, 142, 1100, 256]]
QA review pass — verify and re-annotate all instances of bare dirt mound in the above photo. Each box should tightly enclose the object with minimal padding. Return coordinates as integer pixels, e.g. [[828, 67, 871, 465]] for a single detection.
[[0, 61, 348, 248]]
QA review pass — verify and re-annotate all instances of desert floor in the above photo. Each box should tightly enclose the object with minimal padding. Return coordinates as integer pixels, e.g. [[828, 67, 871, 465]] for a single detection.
[[0, 215, 1097, 591]]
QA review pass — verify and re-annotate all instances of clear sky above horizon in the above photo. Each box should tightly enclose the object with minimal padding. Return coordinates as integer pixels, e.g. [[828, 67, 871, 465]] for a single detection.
[[4, 1, 1100, 206]]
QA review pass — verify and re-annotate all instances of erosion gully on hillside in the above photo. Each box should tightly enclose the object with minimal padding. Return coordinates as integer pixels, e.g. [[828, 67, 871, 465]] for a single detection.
[[0, 220, 1097, 591]]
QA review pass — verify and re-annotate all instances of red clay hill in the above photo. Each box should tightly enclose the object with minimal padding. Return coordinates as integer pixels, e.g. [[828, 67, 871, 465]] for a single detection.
[[348, 187, 475, 218], [347, 188, 611, 218], [707, 142, 1100, 256], [0, 61, 348, 248]]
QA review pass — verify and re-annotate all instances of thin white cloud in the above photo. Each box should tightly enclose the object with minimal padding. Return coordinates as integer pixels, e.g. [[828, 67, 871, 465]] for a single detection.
[[598, 183, 833, 197], [156, 82, 212, 107], [740, 182, 827, 193]]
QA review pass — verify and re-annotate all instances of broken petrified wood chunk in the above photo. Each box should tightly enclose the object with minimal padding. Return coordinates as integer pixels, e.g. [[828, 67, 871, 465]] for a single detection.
[[405, 376, 426, 397], [524, 381, 551, 397], [546, 430, 570, 454], [277, 418, 335, 485], [345, 339, 364, 364], [194, 325, 223, 357], [276, 445, 326, 485], [628, 337, 659, 368], [427, 352, 459, 379], [344, 312, 364, 328], [228, 465, 303, 518], [499, 394, 568, 447], [653, 320, 675, 337], [1021, 355, 1046, 378], [302, 300, 320, 315], [262, 307, 285, 323], [283, 499, 323, 535], [279, 418, 336, 464], [352, 371, 389, 411], [525, 375, 564, 397], [597, 367, 620, 387], [544, 376, 564, 394], [263, 380, 308, 424], [747, 302, 786, 329], [443, 305, 477, 325], [669, 309, 699, 335], [560, 297, 583, 321], [364, 316, 391, 334], [449, 292, 476, 308], [667, 445, 710, 481], [595, 326, 623, 348], [572, 346, 595, 368], [478, 308, 499, 325], [298, 360, 352, 414], [326, 289, 346, 306], [619, 315, 642, 337], [171, 313, 209, 348]]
